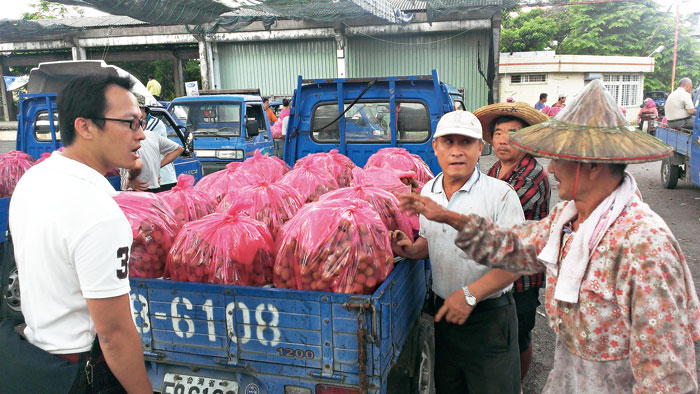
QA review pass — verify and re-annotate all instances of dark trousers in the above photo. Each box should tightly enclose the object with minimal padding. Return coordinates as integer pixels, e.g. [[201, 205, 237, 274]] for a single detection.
[[667, 116, 693, 130], [67, 338, 126, 394], [69, 361, 126, 394], [514, 287, 541, 353], [434, 293, 521, 394], [158, 183, 176, 192]]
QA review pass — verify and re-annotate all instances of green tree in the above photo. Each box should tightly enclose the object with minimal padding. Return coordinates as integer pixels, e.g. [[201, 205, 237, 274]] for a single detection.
[[500, 8, 564, 53], [114, 59, 201, 101], [21, 0, 84, 20], [501, 2, 700, 92]]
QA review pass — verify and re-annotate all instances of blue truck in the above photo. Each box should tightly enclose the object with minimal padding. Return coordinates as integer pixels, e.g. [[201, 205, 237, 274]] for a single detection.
[[168, 90, 274, 175], [656, 85, 700, 189], [1, 70, 466, 394], [644, 90, 668, 116]]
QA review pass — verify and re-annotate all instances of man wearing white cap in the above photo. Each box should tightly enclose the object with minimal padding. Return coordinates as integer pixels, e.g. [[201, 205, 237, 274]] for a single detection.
[[391, 111, 525, 393]]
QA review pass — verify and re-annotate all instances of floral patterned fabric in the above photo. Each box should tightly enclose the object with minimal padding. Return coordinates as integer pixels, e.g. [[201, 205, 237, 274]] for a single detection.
[[453, 197, 700, 393]]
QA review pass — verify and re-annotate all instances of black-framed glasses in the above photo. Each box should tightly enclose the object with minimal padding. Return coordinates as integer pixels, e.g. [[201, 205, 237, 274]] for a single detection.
[[91, 117, 146, 131]]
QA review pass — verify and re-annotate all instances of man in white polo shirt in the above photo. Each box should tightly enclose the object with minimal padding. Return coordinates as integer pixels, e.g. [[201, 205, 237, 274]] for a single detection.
[[390, 111, 525, 393], [665, 77, 697, 129], [9, 74, 152, 393]]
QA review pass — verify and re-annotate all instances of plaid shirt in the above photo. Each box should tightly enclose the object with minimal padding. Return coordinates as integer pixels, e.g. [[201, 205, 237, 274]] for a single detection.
[[488, 154, 550, 292]]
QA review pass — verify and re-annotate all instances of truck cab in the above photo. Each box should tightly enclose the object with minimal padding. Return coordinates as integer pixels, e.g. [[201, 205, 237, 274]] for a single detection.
[[284, 70, 459, 175], [17, 94, 202, 189], [168, 93, 274, 175], [18, 60, 202, 188]]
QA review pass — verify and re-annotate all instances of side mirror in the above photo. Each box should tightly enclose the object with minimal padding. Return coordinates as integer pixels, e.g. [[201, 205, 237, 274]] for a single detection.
[[186, 131, 194, 151], [481, 143, 493, 156], [246, 119, 260, 137]]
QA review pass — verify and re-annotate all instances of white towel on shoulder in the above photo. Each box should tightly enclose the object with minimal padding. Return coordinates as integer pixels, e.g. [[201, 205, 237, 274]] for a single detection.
[[537, 173, 638, 303]]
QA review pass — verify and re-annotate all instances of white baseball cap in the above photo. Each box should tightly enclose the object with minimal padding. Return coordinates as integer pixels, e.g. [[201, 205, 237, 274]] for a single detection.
[[433, 111, 483, 139]]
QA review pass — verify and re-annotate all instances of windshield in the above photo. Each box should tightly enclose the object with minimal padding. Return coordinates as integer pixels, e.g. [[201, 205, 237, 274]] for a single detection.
[[646, 92, 666, 101], [311, 101, 430, 143], [169, 102, 242, 137]]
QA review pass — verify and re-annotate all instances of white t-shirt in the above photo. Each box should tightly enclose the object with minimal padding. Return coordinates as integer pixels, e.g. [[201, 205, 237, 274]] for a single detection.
[[665, 87, 695, 121], [419, 169, 525, 300], [148, 117, 177, 186], [9, 152, 132, 354]]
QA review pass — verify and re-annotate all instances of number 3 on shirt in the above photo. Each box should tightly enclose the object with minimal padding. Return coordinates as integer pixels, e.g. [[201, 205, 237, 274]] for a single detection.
[[116, 246, 129, 279]]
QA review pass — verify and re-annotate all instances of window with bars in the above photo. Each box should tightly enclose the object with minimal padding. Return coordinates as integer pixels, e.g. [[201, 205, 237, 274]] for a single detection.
[[510, 74, 547, 84], [603, 74, 641, 107]]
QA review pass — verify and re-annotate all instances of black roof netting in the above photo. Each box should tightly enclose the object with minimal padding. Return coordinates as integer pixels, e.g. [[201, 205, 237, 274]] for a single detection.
[[0, 0, 574, 38]]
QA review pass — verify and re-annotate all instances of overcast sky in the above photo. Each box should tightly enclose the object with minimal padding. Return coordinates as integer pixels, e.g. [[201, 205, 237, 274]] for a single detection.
[[2, 0, 691, 21]]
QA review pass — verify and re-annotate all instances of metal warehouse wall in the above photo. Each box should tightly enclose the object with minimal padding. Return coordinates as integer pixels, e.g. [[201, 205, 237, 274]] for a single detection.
[[346, 30, 491, 111], [217, 39, 336, 97]]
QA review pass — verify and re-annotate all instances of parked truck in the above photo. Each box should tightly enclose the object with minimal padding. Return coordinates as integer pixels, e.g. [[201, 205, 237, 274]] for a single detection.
[[168, 90, 274, 175], [656, 84, 700, 189], [2, 70, 466, 394]]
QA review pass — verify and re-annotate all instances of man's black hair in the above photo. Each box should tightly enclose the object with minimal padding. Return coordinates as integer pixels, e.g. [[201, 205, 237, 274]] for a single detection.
[[282, 98, 290, 106], [539, 93, 548, 100], [263, 97, 269, 103], [148, 74, 155, 79], [57, 74, 134, 146], [492, 116, 527, 133]]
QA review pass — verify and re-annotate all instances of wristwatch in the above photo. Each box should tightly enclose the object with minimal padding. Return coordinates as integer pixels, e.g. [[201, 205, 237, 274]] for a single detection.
[[462, 285, 477, 307]]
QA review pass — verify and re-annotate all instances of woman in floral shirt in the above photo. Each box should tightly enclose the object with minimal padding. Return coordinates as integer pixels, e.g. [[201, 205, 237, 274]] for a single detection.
[[399, 81, 700, 393]]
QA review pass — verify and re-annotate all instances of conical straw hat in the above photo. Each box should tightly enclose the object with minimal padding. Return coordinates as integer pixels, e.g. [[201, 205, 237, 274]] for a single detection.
[[509, 80, 673, 164], [473, 102, 549, 145]]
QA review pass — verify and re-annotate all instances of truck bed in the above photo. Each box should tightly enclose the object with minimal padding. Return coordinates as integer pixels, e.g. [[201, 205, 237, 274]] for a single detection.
[[130, 258, 429, 393], [656, 126, 691, 156]]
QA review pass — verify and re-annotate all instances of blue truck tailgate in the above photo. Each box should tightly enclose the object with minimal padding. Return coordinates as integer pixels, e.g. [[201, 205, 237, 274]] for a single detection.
[[130, 258, 429, 393], [656, 126, 691, 156]]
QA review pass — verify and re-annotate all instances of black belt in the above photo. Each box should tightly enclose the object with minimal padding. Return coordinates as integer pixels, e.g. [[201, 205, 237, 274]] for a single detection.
[[668, 116, 692, 122], [435, 291, 514, 315]]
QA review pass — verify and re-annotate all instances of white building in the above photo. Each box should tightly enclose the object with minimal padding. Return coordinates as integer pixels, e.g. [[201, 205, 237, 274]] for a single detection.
[[498, 51, 655, 123]]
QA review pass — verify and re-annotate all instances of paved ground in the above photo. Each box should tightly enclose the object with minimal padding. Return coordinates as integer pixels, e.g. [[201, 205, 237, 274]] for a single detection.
[[0, 140, 15, 152]]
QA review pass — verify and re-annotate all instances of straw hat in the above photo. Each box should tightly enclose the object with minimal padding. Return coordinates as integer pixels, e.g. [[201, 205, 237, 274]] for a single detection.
[[133, 92, 146, 107], [509, 80, 672, 164], [473, 102, 549, 145]]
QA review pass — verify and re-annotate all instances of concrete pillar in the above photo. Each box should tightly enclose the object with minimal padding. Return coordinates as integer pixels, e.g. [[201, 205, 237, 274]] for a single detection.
[[173, 55, 184, 98], [198, 40, 210, 91], [0, 62, 16, 122], [334, 31, 347, 78], [490, 17, 501, 104], [71, 46, 87, 61], [210, 42, 220, 90]]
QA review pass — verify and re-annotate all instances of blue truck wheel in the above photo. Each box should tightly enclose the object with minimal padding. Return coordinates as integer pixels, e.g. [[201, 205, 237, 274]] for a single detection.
[[661, 158, 680, 189], [1, 233, 23, 325], [412, 314, 435, 394], [387, 313, 435, 394]]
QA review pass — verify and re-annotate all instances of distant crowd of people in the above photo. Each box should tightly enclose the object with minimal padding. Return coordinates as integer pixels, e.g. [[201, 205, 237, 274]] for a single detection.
[[533, 92, 567, 117]]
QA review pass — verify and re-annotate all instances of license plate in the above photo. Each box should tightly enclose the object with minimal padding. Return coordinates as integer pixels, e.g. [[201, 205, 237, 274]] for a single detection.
[[162, 373, 239, 394]]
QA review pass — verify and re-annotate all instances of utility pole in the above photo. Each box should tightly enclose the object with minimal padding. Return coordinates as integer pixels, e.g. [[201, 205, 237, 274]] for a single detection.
[[671, 0, 679, 90]]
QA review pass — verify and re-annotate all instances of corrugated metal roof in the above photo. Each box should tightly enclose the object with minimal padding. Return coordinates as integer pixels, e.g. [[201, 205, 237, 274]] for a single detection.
[[390, 0, 427, 11], [34, 15, 148, 28]]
